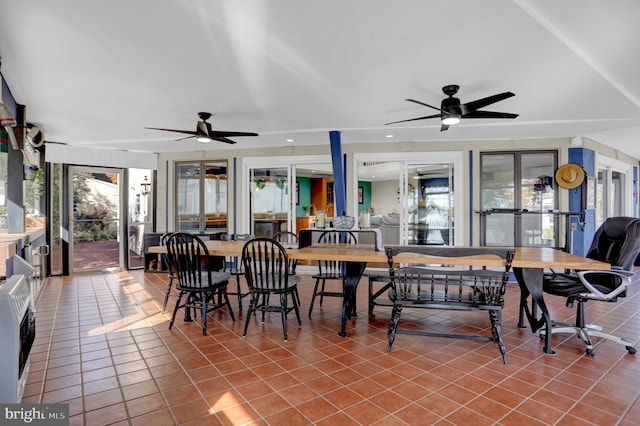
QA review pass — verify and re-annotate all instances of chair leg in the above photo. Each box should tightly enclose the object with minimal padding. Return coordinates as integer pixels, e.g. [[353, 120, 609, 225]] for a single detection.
[[292, 289, 302, 325], [243, 294, 256, 337], [489, 310, 507, 364], [319, 280, 326, 306], [201, 291, 208, 335], [162, 276, 174, 313], [280, 293, 288, 341], [308, 278, 322, 316], [236, 275, 243, 312], [222, 288, 236, 321], [169, 291, 184, 330], [387, 303, 403, 352]]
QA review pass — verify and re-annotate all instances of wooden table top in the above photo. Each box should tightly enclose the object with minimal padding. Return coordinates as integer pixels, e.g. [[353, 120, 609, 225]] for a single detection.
[[148, 240, 610, 270]]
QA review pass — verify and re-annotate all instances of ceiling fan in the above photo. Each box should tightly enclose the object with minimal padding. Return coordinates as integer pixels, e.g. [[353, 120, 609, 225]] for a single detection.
[[386, 85, 518, 131], [146, 112, 258, 144]]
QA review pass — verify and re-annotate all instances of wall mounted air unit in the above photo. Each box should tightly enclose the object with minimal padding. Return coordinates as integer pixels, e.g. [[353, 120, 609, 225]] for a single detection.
[[0, 275, 36, 403]]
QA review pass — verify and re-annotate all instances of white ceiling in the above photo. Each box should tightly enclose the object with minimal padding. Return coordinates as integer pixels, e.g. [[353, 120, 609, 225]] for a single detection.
[[1, 0, 639, 158]]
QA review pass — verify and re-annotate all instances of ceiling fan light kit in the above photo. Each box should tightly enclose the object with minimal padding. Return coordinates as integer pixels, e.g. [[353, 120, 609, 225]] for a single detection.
[[386, 84, 518, 131], [441, 114, 461, 126]]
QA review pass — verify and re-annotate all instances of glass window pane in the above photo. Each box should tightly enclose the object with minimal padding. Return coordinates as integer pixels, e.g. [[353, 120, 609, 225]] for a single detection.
[[520, 153, 555, 212], [481, 153, 515, 210], [203, 162, 227, 231], [612, 171, 624, 217], [175, 161, 228, 233], [176, 162, 200, 231]]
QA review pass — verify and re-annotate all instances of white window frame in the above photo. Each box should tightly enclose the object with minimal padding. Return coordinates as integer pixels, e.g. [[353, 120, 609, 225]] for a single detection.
[[595, 153, 633, 218]]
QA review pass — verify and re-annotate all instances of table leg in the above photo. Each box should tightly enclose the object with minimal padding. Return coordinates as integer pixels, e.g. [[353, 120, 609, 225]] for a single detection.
[[513, 267, 555, 355], [339, 261, 367, 337]]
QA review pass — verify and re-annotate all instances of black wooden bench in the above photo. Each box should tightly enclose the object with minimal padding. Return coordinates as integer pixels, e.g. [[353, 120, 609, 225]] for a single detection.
[[385, 246, 515, 363]]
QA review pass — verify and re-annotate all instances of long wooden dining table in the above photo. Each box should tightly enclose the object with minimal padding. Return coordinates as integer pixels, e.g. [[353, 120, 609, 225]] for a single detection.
[[148, 240, 610, 354]]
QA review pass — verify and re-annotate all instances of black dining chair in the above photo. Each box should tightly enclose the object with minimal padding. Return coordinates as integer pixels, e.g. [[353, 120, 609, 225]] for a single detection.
[[160, 232, 176, 313], [165, 232, 235, 335], [308, 230, 357, 317], [241, 237, 301, 341], [543, 216, 640, 355], [273, 231, 299, 275], [220, 233, 254, 313]]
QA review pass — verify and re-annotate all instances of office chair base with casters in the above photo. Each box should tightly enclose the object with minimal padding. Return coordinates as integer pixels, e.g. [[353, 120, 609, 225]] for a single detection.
[[539, 300, 637, 356]]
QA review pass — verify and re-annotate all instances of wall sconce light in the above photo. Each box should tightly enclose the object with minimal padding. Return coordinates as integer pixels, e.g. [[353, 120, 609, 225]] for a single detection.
[[140, 176, 150, 196]]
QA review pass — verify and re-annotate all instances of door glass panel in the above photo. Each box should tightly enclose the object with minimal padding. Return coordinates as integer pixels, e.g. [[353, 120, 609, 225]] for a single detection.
[[49, 163, 63, 275], [293, 163, 335, 232], [596, 168, 606, 228], [481, 153, 515, 245], [176, 162, 201, 231], [71, 168, 121, 272], [127, 169, 152, 269], [411, 164, 454, 245], [611, 171, 624, 217], [250, 167, 289, 237], [520, 153, 556, 246], [204, 163, 227, 231], [358, 161, 401, 243], [175, 161, 227, 233]]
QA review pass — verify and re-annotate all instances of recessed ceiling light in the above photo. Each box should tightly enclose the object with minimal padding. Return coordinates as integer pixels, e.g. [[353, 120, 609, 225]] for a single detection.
[[286, 138, 295, 143], [385, 134, 394, 138]]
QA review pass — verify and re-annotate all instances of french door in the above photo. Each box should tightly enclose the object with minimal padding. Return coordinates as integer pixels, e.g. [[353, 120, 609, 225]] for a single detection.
[[355, 152, 463, 246], [596, 155, 632, 229], [69, 166, 123, 272]]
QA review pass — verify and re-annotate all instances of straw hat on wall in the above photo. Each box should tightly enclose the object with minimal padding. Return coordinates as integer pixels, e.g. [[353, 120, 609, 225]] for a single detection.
[[555, 164, 585, 189]]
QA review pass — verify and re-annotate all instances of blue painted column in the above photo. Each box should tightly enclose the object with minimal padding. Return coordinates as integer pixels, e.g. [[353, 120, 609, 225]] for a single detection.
[[568, 148, 595, 256], [329, 131, 346, 216]]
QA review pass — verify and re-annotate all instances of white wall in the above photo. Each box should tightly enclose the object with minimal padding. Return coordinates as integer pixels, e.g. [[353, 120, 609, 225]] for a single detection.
[[371, 180, 400, 216]]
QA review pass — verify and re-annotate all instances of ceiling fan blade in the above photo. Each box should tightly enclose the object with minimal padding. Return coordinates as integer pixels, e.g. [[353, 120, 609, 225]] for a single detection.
[[175, 135, 195, 141], [462, 110, 519, 119], [145, 127, 198, 136], [405, 98, 443, 112], [385, 113, 441, 125], [211, 130, 259, 137], [461, 92, 515, 114], [440, 123, 449, 132], [213, 136, 237, 144]]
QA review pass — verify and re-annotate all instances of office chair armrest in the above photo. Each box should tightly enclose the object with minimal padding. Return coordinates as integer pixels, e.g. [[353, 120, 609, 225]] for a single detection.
[[576, 270, 635, 301]]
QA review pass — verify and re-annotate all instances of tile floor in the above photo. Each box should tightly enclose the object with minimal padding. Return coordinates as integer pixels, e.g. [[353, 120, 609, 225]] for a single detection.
[[23, 268, 640, 425]]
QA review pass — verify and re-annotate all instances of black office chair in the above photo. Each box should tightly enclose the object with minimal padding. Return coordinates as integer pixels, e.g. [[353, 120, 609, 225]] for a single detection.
[[165, 232, 235, 335], [308, 230, 357, 317], [241, 238, 301, 341], [221, 233, 254, 313], [543, 216, 640, 355]]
